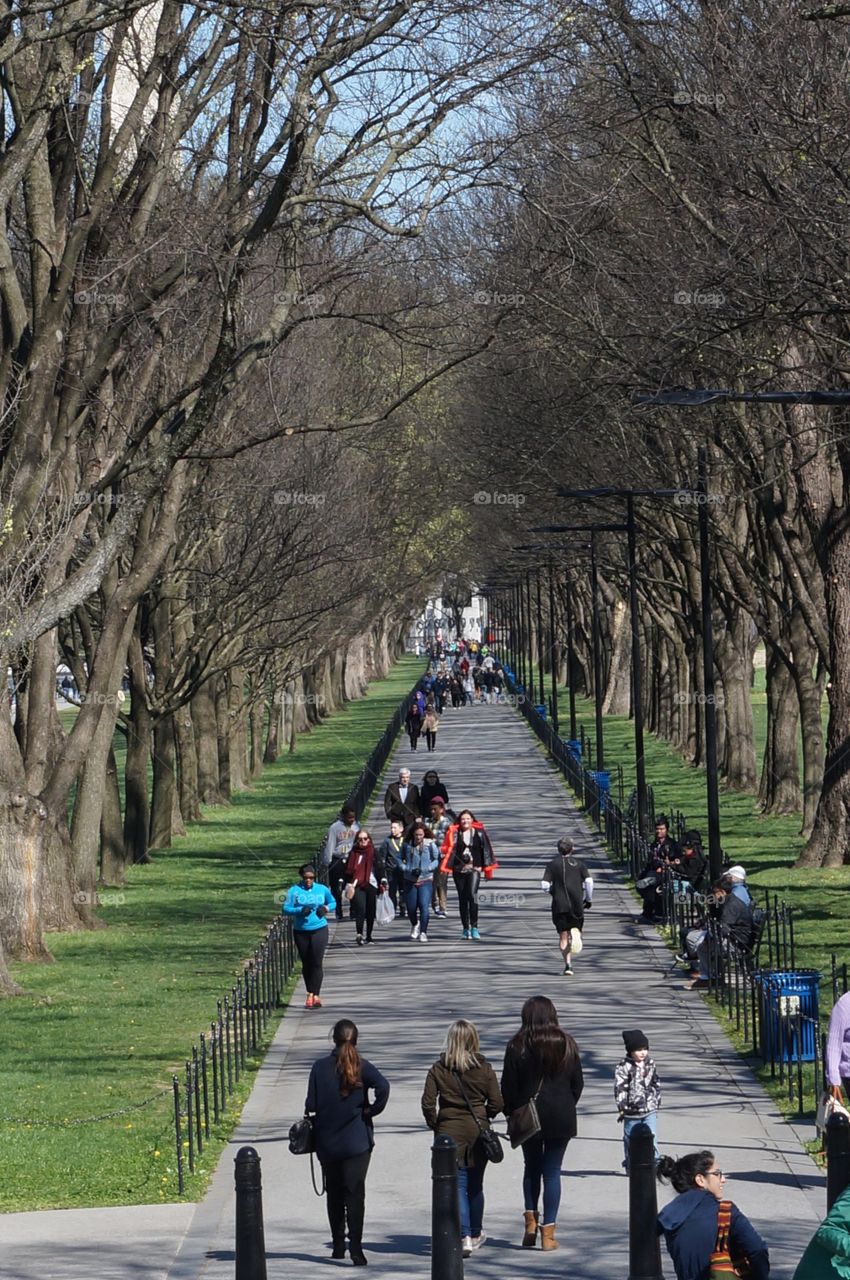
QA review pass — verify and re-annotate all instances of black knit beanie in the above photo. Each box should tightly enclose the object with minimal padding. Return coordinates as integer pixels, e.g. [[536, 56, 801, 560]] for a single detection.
[[622, 1029, 649, 1054]]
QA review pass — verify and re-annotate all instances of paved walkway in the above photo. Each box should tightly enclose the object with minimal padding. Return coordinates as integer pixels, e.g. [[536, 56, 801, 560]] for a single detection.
[[2, 702, 826, 1278]]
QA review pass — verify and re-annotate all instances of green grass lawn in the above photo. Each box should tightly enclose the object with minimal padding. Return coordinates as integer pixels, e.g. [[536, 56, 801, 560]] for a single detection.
[[1, 655, 422, 1212]]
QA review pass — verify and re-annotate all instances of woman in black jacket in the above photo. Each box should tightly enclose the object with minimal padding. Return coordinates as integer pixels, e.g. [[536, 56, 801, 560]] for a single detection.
[[501, 996, 584, 1252], [305, 1020, 390, 1266]]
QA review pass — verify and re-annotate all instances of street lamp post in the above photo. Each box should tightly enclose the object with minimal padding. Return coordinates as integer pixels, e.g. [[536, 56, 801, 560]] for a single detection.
[[589, 532, 605, 771], [548, 560, 559, 734], [535, 567, 546, 708]]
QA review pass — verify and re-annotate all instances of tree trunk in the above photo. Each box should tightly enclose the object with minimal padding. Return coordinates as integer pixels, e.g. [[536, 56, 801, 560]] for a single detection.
[[250, 697, 265, 778], [192, 681, 224, 805], [150, 713, 177, 851], [215, 675, 232, 802], [715, 609, 757, 792], [759, 649, 801, 815], [100, 745, 126, 886], [0, 795, 80, 960], [123, 629, 152, 865], [228, 667, 248, 791], [601, 597, 631, 715], [175, 706, 202, 821], [263, 690, 281, 764]]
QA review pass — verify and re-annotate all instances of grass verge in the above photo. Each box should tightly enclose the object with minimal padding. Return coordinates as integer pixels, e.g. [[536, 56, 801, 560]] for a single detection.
[[1, 655, 422, 1212]]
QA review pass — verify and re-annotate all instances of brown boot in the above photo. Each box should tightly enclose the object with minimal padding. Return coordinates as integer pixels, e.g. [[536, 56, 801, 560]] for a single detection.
[[540, 1223, 559, 1250], [522, 1211, 539, 1247]]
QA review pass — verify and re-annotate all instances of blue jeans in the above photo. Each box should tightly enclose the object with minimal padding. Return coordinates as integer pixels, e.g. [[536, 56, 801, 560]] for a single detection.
[[522, 1134, 568, 1224], [457, 1162, 485, 1238], [623, 1112, 659, 1169], [404, 881, 433, 932]]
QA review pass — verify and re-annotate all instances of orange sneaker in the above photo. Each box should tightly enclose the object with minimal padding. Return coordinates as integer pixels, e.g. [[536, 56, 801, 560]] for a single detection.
[[305, 993, 315, 1008], [312, 996, 322, 1008]]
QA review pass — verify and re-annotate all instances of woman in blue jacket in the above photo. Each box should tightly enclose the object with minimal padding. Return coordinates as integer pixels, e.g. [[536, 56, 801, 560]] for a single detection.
[[306, 1020, 390, 1266], [399, 823, 441, 942], [657, 1150, 770, 1279], [282, 864, 336, 1009]]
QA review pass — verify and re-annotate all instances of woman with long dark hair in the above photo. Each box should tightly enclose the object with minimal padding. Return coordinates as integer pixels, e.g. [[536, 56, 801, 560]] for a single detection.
[[422, 1020, 503, 1257], [344, 829, 378, 946], [306, 1020, 390, 1267], [501, 996, 584, 1251], [656, 1150, 769, 1279]]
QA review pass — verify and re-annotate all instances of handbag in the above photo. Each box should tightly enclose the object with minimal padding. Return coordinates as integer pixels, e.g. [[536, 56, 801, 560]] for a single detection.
[[708, 1201, 750, 1278], [816, 1090, 850, 1132], [453, 1070, 504, 1163], [506, 1079, 543, 1148], [288, 1115, 326, 1197]]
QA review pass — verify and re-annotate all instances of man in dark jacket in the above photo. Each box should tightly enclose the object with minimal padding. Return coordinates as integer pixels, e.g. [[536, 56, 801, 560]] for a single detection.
[[637, 815, 681, 922], [687, 880, 755, 990], [541, 837, 594, 976], [383, 768, 421, 828]]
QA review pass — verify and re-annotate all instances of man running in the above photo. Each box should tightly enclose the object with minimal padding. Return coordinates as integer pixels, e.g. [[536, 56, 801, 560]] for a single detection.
[[541, 837, 593, 976]]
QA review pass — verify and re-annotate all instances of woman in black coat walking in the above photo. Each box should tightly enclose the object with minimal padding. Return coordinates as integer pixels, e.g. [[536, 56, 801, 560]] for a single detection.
[[501, 996, 584, 1252], [305, 1020, 390, 1266]]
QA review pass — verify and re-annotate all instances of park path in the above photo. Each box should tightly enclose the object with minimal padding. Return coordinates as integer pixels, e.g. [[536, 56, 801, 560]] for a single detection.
[[164, 701, 823, 1280], [1, 701, 825, 1279]]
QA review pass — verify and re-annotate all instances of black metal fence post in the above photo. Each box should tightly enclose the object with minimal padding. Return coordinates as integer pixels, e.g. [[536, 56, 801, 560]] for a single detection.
[[628, 1123, 662, 1280], [235, 1146, 268, 1280], [827, 1112, 850, 1211], [432, 1134, 463, 1280]]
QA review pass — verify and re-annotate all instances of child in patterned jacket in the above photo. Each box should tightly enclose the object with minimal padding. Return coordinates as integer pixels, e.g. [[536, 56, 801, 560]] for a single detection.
[[614, 1029, 661, 1171]]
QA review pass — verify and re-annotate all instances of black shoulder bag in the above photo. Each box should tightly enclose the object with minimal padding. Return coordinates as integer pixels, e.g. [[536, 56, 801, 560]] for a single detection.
[[453, 1071, 504, 1163], [506, 1078, 544, 1148], [288, 1115, 325, 1196]]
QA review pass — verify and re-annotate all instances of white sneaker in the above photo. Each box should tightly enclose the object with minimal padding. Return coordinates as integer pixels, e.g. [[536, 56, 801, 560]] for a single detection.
[[419, 932, 429, 942], [410, 923, 420, 940], [462, 1237, 473, 1257], [471, 1232, 487, 1250]]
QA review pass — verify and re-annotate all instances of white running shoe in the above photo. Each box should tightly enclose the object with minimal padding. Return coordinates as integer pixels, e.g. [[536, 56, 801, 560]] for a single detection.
[[419, 932, 429, 942], [462, 1237, 473, 1258], [410, 923, 420, 940], [471, 1232, 487, 1250]]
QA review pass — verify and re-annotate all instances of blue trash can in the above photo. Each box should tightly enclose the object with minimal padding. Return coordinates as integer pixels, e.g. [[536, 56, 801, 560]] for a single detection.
[[589, 770, 611, 812], [566, 739, 582, 759], [534, 704, 547, 720], [757, 969, 820, 1064]]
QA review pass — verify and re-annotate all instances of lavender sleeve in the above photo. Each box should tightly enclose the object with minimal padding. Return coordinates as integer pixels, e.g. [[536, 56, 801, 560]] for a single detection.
[[826, 992, 850, 1086]]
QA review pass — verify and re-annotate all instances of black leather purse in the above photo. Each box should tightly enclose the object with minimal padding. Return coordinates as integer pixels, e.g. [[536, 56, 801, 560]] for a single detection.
[[288, 1116, 314, 1155], [453, 1071, 504, 1163]]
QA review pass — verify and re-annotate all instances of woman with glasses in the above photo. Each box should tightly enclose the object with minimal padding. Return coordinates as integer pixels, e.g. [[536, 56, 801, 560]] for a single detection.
[[344, 830, 379, 946], [281, 864, 335, 1008], [656, 1151, 770, 1279]]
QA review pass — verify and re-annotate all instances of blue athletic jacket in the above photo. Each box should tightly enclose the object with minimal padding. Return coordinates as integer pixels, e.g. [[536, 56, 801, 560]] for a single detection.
[[282, 882, 335, 932]]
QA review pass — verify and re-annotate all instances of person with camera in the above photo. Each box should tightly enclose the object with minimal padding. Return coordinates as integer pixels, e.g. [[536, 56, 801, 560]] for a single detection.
[[636, 815, 680, 923]]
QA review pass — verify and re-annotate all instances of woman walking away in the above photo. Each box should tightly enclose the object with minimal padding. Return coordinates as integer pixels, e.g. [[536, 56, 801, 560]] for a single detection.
[[344, 830, 378, 946], [440, 810, 495, 939], [422, 1020, 503, 1258], [306, 1020, 390, 1267], [501, 996, 584, 1251], [282, 864, 335, 1009], [656, 1151, 770, 1280], [399, 823, 440, 941]]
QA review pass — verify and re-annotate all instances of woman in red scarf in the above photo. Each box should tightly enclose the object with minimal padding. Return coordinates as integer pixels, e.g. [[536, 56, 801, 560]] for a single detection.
[[345, 830, 378, 946]]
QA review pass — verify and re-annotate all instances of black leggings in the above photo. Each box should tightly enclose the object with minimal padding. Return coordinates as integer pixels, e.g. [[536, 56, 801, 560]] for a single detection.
[[425, 730, 437, 751], [352, 884, 377, 940], [454, 870, 481, 929], [295, 927, 329, 995], [323, 1149, 372, 1250]]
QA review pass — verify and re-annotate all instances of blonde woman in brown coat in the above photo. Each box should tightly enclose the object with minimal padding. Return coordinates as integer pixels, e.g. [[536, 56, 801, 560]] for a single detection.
[[421, 1020, 503, 1257]]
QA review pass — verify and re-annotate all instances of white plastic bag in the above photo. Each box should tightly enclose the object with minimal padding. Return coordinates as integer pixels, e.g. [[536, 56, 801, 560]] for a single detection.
[[376, 891, 395, 926], [816, 1091, 850, 1133]]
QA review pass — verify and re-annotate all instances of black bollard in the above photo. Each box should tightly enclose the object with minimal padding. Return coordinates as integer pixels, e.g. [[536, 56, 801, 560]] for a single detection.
[[235, 1146, 268, 1280], [628, 1123, 663, 1280], [432, 1133, 463, 1280], [826, 1111, 850, 1211]]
